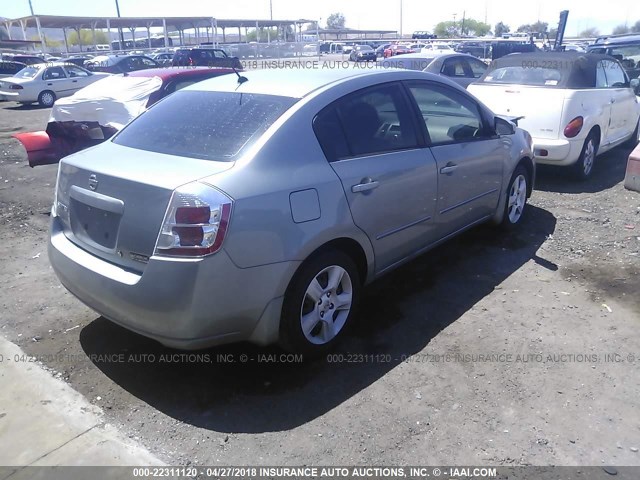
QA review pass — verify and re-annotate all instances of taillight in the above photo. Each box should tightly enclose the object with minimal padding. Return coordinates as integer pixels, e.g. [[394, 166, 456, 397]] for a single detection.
[[154, 182, 232, 257], [563, 116, 583, 138], [9, 84, 23, 90]]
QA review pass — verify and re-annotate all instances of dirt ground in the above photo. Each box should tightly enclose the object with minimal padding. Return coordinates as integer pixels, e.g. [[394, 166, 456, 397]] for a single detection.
[[0, 100, 639, 467]]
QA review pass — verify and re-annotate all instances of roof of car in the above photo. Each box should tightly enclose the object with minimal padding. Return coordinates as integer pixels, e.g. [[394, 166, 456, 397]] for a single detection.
[[27, 61, 90, 69], [88, 54, 154, 64], [128, 66, 234, 80], [481, 51, 621, 88], [592, 33, 640, 45], [492, 51, 613, 67], [184, 68, 447, 98]]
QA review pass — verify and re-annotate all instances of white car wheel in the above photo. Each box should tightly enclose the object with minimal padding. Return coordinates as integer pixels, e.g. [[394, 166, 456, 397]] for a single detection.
[[38, 90, 56, 108]]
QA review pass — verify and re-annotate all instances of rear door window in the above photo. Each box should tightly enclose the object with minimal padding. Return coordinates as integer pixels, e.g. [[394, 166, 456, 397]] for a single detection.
[[333, 83, 419, 157], [113, 90, 298, 161], [43, 67, 67, 80], [468, 58, 488, 78]]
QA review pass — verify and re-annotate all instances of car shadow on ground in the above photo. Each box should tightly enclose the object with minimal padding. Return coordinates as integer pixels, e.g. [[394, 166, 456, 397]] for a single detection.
[[79, 205, 556, 433], [2, 103, 46, 111], [535, 143, 634, 194]]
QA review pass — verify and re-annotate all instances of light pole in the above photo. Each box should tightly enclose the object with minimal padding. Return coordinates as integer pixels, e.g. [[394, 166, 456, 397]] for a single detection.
[[269, 0, 273, 21], [452, 13, 457, 37]]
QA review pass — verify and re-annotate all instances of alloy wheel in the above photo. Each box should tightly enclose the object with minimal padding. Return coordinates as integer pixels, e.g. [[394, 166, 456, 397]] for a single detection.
[[299, 265, 353, 345]]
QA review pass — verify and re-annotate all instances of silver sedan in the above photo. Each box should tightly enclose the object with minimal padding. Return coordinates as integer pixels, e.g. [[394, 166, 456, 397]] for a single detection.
[[378, 53, 488, 88], [0, 62, 107, 107], [48, 69, 534, 355]]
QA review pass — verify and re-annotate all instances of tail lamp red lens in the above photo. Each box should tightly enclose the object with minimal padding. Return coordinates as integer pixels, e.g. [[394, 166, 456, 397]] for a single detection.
[[563, 116, 583, 138]]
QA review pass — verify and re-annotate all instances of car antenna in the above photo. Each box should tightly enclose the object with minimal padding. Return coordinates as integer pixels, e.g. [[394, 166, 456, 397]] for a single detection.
[[233, 66, 248, 85]]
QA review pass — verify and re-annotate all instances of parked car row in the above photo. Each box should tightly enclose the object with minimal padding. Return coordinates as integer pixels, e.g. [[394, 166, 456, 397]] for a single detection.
[[4, 48, 639, 356]]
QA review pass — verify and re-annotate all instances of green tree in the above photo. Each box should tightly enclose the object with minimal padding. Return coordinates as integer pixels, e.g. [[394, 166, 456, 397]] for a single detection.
[[326, 12, 346, 29], [517, 21, 548, 34], [247, 27, 278, 42], [67, 29, 108, 46], [612, 24, 630, 35], [632, 20, 640, 33], [30, 34, 62, 48], [434, 21, 458, 38], [494, 22, 510, 37], [579, 27, 600, 38], [0, 26, 8, 40], [435, 18, 490, 38]]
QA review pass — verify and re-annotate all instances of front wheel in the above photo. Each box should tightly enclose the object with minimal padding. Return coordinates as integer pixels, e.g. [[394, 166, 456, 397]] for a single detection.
[[500, 165, 530, 229], [279, 251, 360, 356], [573, 133, 598, 180]]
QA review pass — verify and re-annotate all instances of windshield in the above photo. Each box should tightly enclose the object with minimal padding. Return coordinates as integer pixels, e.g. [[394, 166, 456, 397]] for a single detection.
[[114, 90, 298, 161], [14, 66, 40, 79], [482, 66, 563, 86]]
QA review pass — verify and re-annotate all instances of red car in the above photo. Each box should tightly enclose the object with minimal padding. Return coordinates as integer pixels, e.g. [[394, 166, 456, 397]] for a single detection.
[[383, 44, 412, 58], [15, 67, 234, 166]]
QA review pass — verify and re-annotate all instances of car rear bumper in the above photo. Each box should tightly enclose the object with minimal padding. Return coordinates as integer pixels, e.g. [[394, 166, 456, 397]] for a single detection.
[[0, 90, 36, 103], [49, 216, 297, 349], [532, 137, 583, 166]]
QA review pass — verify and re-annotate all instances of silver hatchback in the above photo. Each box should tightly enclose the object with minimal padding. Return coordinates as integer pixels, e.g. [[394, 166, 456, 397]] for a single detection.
[[49, 68, 534, 355]]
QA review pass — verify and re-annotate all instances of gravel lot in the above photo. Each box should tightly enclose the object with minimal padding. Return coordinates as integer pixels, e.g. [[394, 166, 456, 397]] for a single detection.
[[0, 99, 639, 467]]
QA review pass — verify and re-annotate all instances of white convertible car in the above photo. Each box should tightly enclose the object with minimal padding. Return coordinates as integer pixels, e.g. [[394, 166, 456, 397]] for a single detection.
[[469, 52, 640, 179]]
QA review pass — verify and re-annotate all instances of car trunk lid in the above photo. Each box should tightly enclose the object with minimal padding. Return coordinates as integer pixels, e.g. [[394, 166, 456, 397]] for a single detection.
[[469, 84, 566, 140], [56, 141, 233, 272]]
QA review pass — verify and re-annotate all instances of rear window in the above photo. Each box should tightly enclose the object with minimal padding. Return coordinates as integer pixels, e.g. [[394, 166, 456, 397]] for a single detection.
[[113, 90, 297, 161], [14, 66, 40, 79], [482, 66, 563, 86]]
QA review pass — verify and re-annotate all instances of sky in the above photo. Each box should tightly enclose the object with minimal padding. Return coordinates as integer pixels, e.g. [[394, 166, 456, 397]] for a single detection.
[[2, 0, 639, 37]]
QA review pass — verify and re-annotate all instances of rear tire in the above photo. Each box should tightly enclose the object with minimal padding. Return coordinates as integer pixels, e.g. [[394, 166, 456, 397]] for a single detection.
[[38, 90, 56, 108], [499, 165, 530, 229], [572, 133, 598, 180], [279, 250, 360, 357]]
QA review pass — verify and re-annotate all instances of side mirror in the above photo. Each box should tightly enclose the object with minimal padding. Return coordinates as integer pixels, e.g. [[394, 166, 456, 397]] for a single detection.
[[631, 78, 640, 95], [495, 116, 515, 136]]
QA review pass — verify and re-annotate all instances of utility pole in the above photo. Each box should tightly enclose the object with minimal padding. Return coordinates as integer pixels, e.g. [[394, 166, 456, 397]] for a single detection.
[[115, 0, 125, 50], [461, 10, 465, 36], [29, 0, 46, 53], [269, 0, 273, 21], [399, 0, 403, 38]]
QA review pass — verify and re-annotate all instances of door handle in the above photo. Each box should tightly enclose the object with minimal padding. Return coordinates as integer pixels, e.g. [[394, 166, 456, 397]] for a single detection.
[[72, 80, 77, 83], [351, 179, 379, 193], [440, 164, 458, 175], [47, 83, 53, 86]]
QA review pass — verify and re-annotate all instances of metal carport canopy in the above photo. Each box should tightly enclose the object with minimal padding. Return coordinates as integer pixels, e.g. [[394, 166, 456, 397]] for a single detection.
[[6, 15, 315, 30]]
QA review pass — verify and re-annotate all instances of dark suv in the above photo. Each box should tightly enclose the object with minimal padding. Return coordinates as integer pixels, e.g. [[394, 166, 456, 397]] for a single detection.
[[171, 48, 242, 69], [588, 33, 640, 82]]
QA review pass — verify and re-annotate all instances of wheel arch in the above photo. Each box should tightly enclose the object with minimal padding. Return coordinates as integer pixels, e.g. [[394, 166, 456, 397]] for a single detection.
[[587, 124, 602, 148], [296, 237, 370, 287]]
